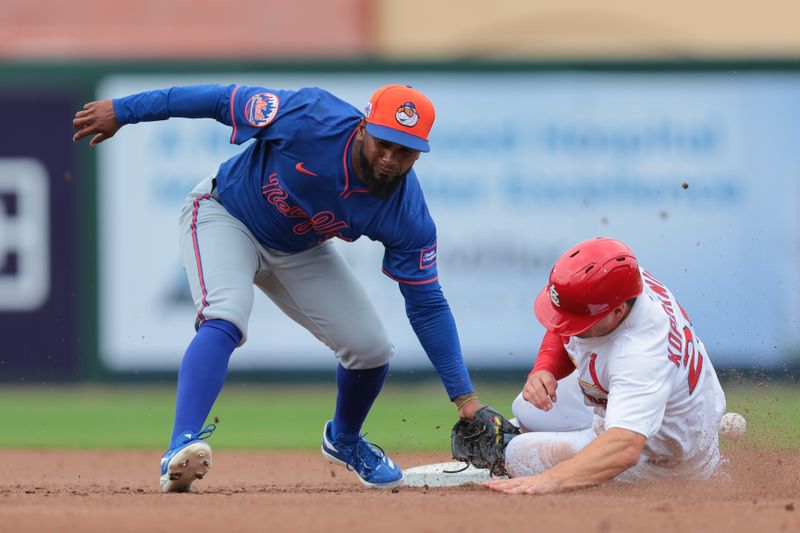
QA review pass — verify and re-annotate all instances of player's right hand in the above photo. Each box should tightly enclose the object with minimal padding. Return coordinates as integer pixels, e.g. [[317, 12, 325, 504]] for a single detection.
[[72, 99, 121, 146], [522, 370, 558, 411]]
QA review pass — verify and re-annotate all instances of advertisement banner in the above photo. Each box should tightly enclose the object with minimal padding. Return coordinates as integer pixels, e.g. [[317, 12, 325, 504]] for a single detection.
[[96, 72, 800, 371], [0, 92, 81, 379]]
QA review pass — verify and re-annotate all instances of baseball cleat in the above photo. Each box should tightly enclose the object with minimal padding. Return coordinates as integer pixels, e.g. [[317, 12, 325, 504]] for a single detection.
[[321, 420, 403, 488], [160, 424, 216, 493]]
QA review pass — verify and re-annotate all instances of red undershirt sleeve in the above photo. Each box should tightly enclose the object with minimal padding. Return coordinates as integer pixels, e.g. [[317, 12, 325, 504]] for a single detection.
[[530, 330, 575, 380]]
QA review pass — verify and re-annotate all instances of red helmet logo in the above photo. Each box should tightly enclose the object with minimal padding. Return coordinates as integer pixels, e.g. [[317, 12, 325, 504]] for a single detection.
[[549, 284, 561, 307]]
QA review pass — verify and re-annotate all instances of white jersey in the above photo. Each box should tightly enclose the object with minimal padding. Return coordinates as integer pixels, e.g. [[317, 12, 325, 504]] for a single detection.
[[564, 268, 726, 477]]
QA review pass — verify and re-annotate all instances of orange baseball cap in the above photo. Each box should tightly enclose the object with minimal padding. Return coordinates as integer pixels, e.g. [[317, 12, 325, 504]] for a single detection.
[[363, 84, 435, 153]]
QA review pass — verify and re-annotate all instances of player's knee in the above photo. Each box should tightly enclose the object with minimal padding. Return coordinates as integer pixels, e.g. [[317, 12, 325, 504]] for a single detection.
[[337, 336, 394, 370], [511, 393, 530, 426], [511, 392, 551, 432]]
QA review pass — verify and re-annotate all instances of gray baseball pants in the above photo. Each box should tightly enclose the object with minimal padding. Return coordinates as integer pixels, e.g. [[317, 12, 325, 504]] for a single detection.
[[178, 176, 394, 370]]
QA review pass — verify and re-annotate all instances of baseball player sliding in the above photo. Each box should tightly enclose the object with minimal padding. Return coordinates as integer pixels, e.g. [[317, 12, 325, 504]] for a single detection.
[[72, 83, 491, 492], [486, 237, 727, 494]]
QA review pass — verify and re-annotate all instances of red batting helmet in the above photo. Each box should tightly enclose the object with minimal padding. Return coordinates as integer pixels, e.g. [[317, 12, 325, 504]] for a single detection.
[[534, 237, 643, 336]]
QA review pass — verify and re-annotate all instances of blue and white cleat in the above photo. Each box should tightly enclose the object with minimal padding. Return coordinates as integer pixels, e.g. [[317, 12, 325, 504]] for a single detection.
[[321, 420, 403, 488], [159, 424, 216, 493]]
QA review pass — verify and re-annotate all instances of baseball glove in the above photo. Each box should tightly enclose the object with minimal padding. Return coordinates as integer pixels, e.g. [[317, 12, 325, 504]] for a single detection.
[[450, 405, 520, 476]]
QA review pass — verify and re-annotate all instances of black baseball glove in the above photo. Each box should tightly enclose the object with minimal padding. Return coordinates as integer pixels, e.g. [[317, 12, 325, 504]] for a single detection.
[[450, 405, 520, 476]]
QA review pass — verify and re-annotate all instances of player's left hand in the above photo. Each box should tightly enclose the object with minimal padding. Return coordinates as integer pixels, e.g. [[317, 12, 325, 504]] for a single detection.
[[72, 99, 121, 146], [484, 473, 560, 495]]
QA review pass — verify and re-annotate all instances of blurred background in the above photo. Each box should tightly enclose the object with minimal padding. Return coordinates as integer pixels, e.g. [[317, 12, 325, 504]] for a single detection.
[[1, 0, 799, 391]]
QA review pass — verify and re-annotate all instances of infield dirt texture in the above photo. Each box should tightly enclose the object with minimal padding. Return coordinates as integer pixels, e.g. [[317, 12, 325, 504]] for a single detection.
[[1, 445, 798, 532], [1, 381, 798, 531]]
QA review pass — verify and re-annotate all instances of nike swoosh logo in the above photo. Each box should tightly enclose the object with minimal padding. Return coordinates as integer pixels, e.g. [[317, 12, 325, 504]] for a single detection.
[[295, 162, 318, 176]]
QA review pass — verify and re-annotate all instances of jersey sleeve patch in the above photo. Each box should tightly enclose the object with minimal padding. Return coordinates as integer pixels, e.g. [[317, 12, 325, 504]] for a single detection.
[[243, 92, 280, 127], [419, 244, 437, 269]]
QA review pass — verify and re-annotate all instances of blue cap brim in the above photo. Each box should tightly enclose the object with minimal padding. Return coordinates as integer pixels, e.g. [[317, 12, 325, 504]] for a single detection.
[[365, 123, 430, 153]]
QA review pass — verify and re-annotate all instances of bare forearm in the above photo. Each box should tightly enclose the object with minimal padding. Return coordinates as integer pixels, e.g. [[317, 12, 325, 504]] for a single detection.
[[547, 428, 645, 490], [484, 428, 645, 495]]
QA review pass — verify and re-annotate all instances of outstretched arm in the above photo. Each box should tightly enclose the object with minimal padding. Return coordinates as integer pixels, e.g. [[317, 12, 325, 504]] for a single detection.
[[72, 85, 234, 147], [399, 281, 484, 419], [484, 427, 646, 494], [72, 100, 121, 146], [72, 84, 314, 147]]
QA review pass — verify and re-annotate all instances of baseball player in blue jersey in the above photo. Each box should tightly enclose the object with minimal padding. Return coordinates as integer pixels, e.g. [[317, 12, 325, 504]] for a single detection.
[[72, 83, 488, 492]]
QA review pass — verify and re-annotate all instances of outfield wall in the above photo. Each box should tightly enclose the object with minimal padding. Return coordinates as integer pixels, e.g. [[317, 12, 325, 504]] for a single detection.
[[0, 87, 85, 380], [0, 61, 799, 379]]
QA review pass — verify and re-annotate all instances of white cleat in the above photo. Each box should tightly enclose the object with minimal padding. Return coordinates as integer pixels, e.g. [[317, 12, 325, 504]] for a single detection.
[[159, 441, 213, 493]]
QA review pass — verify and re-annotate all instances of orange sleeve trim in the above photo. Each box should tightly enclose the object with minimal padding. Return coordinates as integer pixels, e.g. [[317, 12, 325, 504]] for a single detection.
[[229, 85, 240, 144], [381, 268, 439, 285]]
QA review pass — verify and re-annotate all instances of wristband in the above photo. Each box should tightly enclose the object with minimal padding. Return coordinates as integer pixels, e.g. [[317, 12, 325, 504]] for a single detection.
[[455, 396, 478, 410]]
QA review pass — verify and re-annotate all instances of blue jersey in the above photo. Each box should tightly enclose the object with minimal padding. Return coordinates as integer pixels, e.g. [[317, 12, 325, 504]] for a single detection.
[[112, 84, 472, 399], [215, 86, 438, 285]]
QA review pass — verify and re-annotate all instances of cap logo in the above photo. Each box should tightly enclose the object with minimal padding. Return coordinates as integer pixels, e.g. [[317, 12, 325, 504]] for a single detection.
[[549, 284, 561, 307], [395, 101, 419, 128], [364, 102, 372, 119]]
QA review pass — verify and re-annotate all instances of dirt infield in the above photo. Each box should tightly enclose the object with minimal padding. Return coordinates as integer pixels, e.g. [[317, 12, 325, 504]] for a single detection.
[[1, 446, 798, 533]]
